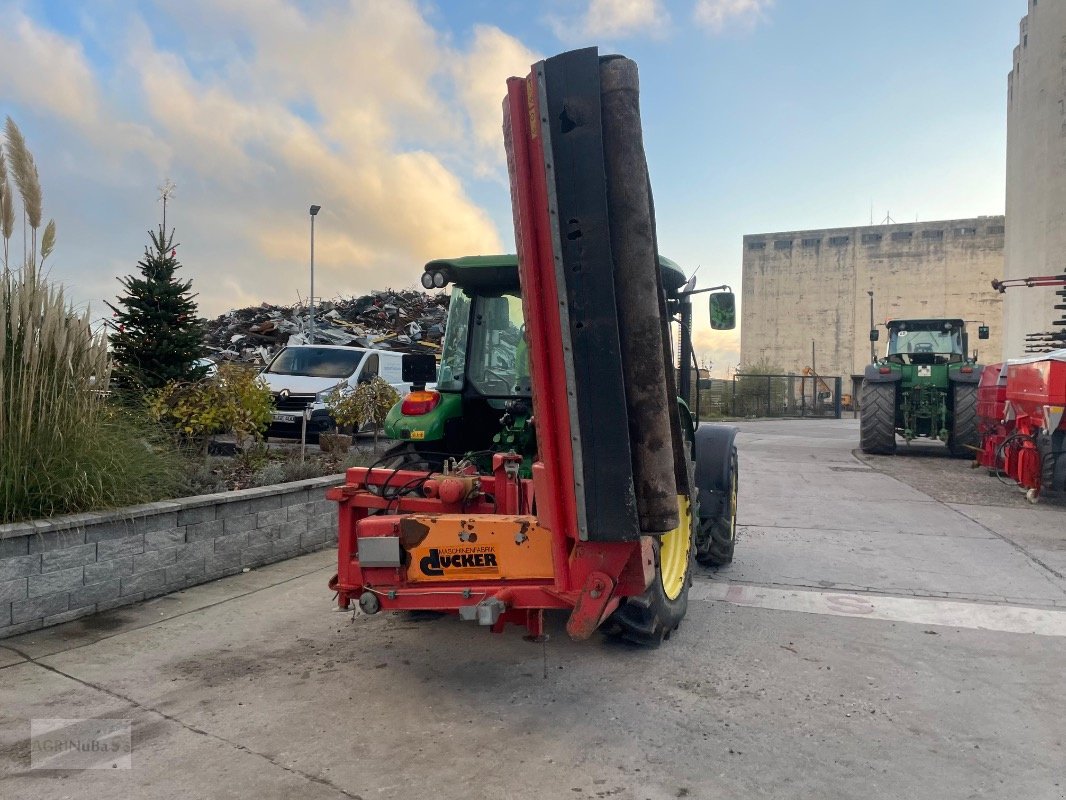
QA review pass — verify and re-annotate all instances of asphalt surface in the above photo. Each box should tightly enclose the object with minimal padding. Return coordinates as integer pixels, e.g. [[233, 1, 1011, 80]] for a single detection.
[[1, 418, 1064, 799]]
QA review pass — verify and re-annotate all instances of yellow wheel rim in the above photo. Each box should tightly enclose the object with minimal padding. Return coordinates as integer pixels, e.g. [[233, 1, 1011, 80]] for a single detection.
[[727, 466, 738, 542], [659, 495, 692, 600]]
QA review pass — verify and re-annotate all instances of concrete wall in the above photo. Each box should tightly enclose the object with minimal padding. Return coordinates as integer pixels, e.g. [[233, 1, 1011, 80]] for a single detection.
[[1004, 0, 1066, 358], [741, 218, 1005, 378], [0, 476, 342, 639]]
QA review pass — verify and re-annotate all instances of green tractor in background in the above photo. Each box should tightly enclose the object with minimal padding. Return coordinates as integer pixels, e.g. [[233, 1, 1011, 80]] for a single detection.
[[860, 318, 989, 457], [382, 254, 741, 568]]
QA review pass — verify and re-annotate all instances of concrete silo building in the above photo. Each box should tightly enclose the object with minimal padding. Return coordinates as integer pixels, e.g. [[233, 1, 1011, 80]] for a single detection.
[[740, 218, 1005, 380], [1004, 0, 1066, 356]]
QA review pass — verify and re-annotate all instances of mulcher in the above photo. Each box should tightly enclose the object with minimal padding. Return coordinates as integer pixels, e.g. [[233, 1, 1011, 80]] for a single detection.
[[327, 48, 738, 644]]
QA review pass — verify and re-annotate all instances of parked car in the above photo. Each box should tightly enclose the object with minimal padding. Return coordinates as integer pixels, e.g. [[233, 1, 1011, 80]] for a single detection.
[[260, 346, 420, 440]]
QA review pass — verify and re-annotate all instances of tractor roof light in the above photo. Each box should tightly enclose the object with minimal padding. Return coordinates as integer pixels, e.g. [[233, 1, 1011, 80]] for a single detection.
[[401, 389, 441, 416], [421, 269, 450, 290]]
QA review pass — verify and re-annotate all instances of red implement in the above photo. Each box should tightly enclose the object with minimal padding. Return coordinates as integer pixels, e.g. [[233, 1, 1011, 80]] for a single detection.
[[1001, 353, 1066, 497], [977, 363, 1009, 471]]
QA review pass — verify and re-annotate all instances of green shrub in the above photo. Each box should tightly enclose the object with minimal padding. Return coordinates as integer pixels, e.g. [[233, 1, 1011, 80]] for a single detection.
[[146, 363, 273, 449], [325, 376, 399, 442]]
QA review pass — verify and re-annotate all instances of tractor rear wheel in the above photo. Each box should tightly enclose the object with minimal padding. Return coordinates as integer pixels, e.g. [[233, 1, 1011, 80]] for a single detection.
[[604, 472, 697, 646], [948, 383, 979, 459], [860, 381, 897, 455], [695, 445, 737, 567], [379, 442, 444, 472]]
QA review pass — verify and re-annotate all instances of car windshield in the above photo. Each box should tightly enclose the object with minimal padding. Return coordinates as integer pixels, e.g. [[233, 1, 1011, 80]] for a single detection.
[[265, 347, 365, 379], [436, 290, 530, 397], [887, 325, 964, 365]]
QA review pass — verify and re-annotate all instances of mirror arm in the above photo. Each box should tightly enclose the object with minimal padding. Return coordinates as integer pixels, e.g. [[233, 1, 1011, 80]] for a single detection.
[[677, 284, 732, 297]]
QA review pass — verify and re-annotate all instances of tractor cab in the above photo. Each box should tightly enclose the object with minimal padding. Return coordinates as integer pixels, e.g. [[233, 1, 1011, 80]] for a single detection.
[[384, 256, 531, 468], [884, 319, 967, 366], [384, 254, 726, 472]]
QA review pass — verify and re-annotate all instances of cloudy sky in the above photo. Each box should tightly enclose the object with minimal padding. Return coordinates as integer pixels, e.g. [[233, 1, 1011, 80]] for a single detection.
[[1, 0, 1022, 374]]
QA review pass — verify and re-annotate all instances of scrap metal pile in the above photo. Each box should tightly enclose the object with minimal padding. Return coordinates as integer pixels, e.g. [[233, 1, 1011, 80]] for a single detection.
[[202, 290, 449, 365]]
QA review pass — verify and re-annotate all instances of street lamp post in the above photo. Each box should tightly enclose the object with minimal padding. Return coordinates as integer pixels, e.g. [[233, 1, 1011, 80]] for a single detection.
[[867, 290, 875, 363], [309, 204, 321, 342]]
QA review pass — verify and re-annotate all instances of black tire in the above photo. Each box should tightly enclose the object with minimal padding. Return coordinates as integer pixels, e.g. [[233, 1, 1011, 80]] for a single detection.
[[604, 461, 697, 647], [695, 445, 737, 567], [379, 442, 443, 472], [860, 380, 897, 455], [948, 382, 979, 459]]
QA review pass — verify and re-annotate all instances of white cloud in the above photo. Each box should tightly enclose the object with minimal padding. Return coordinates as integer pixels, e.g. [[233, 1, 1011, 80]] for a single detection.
[[693, 0, 773, 33], [550, 0, 670, 42], [2, 2, 534, 316], [0, 11, 163, 165], [693, 326, 741, 377], [451, 25, 542, 175], [0, 12, 99, 122]]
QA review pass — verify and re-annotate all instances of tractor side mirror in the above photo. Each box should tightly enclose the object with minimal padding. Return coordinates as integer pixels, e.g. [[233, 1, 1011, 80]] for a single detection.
[[401, 353, 437, 388], [709, 291, 736, 330], [869, 329, 880, 342], [978, 325, 989, 340]]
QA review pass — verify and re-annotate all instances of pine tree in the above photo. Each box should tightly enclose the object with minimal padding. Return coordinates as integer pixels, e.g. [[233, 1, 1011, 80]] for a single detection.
[[106, 227, 207, 394]]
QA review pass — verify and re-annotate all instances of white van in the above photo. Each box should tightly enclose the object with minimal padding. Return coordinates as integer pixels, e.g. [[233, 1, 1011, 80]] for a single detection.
[[261, 345, 410, 439]]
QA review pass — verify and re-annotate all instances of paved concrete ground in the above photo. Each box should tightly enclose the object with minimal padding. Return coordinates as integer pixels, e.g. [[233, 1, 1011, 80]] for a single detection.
[[2, 419, 1064, 799]]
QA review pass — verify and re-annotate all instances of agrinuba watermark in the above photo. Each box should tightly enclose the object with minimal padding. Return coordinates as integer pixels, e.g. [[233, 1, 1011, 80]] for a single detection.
[[30, 719, 132, 770]]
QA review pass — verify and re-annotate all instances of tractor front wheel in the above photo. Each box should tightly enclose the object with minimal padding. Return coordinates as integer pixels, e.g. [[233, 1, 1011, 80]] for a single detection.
[[860, 381, 897, 455], [948, 383, 979, 459], [695, 445, 737, 567]]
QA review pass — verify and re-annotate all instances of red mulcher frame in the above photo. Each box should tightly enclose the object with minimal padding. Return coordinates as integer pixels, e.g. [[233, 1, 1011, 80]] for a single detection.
[[326, 67, 651, 640]]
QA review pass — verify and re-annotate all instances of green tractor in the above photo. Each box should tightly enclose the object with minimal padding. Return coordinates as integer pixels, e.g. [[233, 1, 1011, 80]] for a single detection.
[[382, 254, 741, 568], [860, 318, 988, 457]]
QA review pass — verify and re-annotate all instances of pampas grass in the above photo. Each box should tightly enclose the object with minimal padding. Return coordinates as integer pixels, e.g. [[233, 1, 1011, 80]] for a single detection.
[[0, 120, 186, 522], [4, 117, 45, 267], [0, 151, 13, 270]]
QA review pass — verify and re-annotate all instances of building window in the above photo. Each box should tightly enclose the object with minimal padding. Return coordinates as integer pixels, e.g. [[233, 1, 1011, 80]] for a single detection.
[[921, 229, 944, 240], [890, 231, 913, 242], [987, 225, 1005, 235], [774, 239, 792, 250], [827, 236, 849, 246], [861, 233, 882, 245], [801, 238, 820, 247], [1024, 34, 1028, 47], [955, 227, 977, 236], [747, 241, 766, 251]]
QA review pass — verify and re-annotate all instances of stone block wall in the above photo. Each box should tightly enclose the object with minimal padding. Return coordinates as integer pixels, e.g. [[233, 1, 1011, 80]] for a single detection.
[[0, 476, 342, 639]]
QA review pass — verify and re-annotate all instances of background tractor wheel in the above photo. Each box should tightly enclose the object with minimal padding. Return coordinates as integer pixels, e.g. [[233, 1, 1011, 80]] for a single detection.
[[860, 381, 897, 455], [695, 445, 737, 567], [605, 463, 697, 646], [948, 383, 979, 459]]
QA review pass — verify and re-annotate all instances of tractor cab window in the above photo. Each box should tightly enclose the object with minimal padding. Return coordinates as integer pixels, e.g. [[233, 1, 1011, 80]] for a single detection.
[[886, 325, 964, 365], [436, 290, 530, 398], [437, 290, 471, 391], [467, 292, 529, 397]]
